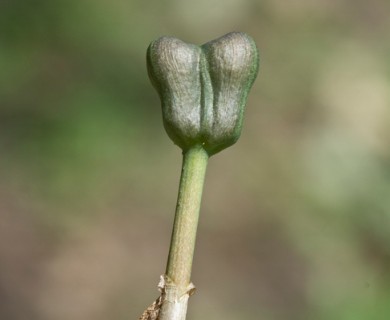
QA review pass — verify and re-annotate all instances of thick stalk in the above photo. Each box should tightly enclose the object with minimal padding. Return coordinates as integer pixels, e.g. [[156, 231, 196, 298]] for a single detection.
[[159, 145, 209, 320]]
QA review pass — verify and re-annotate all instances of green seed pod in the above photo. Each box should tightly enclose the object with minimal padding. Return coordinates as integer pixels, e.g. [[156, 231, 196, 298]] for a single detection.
[[147, 32, 259, 156]]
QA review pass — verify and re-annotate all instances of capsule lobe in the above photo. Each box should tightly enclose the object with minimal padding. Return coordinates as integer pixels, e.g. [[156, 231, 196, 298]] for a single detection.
[[201, 32, 259, 155], [147, 37, 202, 149]]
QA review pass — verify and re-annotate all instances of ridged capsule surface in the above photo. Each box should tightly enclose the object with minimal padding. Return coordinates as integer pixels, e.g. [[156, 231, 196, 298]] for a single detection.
[[147, 32, 259, 155]]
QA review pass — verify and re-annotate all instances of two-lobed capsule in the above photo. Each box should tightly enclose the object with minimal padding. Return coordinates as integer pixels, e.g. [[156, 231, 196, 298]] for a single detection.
[[147, 32, 259, 155]]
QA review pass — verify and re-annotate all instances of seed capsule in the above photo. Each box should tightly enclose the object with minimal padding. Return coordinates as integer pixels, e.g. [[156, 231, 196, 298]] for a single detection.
[[147, 32, 259, 155]]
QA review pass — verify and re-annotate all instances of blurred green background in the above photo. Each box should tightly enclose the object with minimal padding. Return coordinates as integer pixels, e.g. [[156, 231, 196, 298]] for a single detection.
[[1, 0, 390, 319]]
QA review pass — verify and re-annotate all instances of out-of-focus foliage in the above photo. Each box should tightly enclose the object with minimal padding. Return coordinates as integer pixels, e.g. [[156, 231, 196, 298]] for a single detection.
[[0, 1, 389, 319]]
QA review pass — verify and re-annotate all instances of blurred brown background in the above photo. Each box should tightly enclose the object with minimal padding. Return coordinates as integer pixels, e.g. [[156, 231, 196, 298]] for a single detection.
[[1, 0, 390, 319]]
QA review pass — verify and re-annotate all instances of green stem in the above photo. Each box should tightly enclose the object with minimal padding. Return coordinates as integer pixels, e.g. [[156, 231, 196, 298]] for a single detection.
[[166, 145, 209, 290]]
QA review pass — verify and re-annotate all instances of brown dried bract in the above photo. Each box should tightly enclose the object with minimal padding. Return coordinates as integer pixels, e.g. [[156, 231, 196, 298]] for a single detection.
[[138, 275, 167, 320], [138, 295, 163, 320]]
